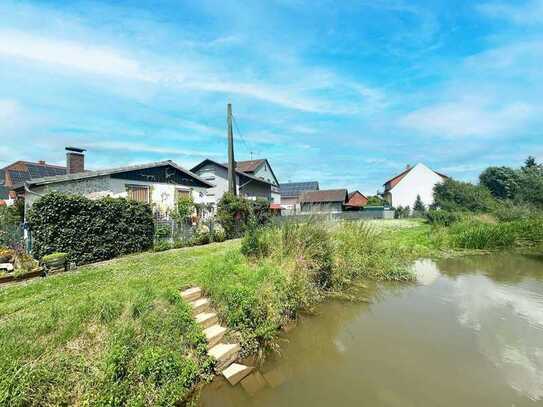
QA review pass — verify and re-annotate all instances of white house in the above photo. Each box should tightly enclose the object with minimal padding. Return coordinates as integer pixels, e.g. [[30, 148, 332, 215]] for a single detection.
[[16, 150, 213, 218], [190, 158, 280, 207], [383, 163, 448, 209]]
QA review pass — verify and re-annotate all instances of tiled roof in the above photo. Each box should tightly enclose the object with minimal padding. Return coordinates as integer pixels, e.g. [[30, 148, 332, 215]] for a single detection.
[[15, 161, 213, 189], [300, 189, 348, 204], [280, 181, 319, 198], [234, 159, 266, 173]]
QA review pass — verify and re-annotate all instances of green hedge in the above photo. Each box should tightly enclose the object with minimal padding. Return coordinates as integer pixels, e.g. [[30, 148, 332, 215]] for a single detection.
[[28, 193, 154, 264]]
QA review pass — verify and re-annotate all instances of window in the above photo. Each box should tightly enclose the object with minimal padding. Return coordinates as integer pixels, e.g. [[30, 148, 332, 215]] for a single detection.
[[126, 185, 150, 203], [175, 189, 190, 200]]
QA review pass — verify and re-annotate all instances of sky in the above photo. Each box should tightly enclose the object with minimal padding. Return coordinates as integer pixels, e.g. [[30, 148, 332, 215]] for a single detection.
[[1, 0, 542, 195]]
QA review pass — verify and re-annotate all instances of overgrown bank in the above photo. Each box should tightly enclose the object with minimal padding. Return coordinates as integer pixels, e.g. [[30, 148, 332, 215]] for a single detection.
[[0, 220, 418, 405]]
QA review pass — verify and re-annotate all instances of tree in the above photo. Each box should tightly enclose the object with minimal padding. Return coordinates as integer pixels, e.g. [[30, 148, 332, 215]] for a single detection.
[[413, 194, 426, 213], [524, 156, 538, 169], [479, 166, 520, 200], [367, 195, 386, 206], [433, 179, 496, 212]]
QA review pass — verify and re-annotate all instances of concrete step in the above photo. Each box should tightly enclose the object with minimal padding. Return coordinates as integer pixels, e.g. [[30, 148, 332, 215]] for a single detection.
[[208, 343, 240, 371], [240, 371, 268, 396], [181, 286, 202, 302], [195, 312, 218, 329], [222, 363, 254, 386], [204, 324, 227, 348], [190, 298, 210, 315]]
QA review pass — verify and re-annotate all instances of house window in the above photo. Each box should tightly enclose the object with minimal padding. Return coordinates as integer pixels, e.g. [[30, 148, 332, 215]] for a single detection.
[[126, 185, 150, 203], [175, 189, 190, 200]]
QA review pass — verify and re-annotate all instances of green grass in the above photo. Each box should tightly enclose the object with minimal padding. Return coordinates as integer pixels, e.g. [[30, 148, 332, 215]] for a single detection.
[[0, 241, 238, 406]]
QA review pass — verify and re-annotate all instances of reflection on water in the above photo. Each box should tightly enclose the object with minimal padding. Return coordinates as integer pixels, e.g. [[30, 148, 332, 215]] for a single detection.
[[200, 252, 543, 406]]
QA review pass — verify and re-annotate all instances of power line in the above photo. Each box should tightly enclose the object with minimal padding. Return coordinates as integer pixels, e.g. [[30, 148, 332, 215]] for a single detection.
[[232, 114, 256, 159]]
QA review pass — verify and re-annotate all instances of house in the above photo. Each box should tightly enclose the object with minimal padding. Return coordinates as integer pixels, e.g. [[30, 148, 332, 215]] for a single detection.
[[0, 160, 66, 206], [299, 189, 348, 213], [280, 181, 319, 210], [190, 158, 280, 206], [345, 190, 369, 210], [16, 147, 213, 217], [383, 163, 448, 209]]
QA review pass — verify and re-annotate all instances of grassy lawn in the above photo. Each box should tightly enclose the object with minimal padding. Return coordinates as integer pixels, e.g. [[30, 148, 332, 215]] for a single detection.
[[0, 240, 239, 406]]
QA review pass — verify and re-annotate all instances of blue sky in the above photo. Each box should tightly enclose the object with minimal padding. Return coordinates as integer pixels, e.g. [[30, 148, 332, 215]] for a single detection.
[[1, 0, 542, 194]]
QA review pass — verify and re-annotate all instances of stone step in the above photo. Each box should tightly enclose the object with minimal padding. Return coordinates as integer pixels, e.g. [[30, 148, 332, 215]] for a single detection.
[[222, 363, 254, 386], [208, 343, 240, 371], [180, 286, 202, 302], [204, 324, 227, 348], [190, 298, 210, 315], [195, 312, 218, 329]]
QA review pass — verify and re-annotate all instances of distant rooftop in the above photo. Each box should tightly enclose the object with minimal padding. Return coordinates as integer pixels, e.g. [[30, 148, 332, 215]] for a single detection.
[[280, 181, 319, 198]]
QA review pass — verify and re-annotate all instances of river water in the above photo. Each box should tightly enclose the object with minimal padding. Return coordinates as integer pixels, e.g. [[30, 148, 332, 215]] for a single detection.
[[200, 253, 543, 406]]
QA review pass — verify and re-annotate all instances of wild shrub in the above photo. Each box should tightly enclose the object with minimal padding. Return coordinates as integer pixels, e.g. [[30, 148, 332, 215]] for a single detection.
[[28, 192, 154, 264], [433, 179, 496, 212], [425, 209, 461, 226]]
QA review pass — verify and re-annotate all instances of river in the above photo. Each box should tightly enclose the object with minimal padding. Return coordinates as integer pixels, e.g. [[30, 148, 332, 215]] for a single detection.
[[200, 253, 543, 406]]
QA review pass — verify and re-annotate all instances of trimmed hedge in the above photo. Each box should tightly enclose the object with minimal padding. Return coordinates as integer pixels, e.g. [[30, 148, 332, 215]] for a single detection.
[[28, 192, 154, 264]]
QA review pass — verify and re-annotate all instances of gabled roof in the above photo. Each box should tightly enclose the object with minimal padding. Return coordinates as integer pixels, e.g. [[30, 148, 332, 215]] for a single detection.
[[300, 189, 348, 204], [233, 159, 266, 173], [280, 181, 319, 198], [383, 163, 448, 191], [220, 158, 279, 186], [347, 190, 367, 200], [17, 161, 213, 189], [191, 159, 275, 186]]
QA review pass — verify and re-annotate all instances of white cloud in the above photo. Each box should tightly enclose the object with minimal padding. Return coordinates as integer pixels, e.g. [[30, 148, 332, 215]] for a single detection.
[[0, 99, 19, 121], [0, 30, 159, 82], [0, 29, 386, 115], [477, 0, 543, 25], [400, 100, 537, 137]]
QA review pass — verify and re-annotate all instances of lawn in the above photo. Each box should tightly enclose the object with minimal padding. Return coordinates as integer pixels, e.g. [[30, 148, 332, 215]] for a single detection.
[[0, 240, 239, 406]]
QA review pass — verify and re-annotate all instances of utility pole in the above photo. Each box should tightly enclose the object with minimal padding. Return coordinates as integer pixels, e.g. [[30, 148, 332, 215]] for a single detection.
[[227, 103, 237, 195]]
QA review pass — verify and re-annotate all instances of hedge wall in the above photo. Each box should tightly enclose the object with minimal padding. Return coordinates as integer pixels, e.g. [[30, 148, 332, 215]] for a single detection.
[[28, 192, 154, 264]]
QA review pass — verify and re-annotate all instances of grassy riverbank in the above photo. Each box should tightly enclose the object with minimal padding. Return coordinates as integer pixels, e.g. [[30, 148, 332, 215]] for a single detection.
[[2, 217, 540, 405]]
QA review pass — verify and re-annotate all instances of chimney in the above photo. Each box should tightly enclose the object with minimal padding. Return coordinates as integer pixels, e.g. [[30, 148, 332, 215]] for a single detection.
[[38, 160, 46, 165], [66, 146, 86, 174]]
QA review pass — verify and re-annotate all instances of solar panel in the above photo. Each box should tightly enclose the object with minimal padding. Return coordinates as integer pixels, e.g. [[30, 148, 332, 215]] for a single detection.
[[8, 170, 31, 184], [280, 181, 319, 198], [27, 165, 66, 178]]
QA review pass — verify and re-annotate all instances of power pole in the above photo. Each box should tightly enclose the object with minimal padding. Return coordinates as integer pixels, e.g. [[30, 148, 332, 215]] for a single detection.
[[227, 103, 237, 195]]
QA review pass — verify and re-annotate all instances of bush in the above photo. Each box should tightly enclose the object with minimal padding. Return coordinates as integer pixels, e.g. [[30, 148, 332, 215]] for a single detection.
[[492, 201, 538, 222], [0, 205, 22, 249], [433, 179, 496, 212], [394, 206, 410, 219], [216, 193, 271, 239], [28, 193, 154, 264], [425, 209, 460, 226]]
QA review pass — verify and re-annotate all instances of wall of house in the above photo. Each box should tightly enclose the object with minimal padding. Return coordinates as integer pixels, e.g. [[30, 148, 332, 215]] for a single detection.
[[252, 161, 277, 185], [24, 175, 208, 215], [389, 163, 444, 209], [300, 202, 343, 214], [194, 163, 273, 204]]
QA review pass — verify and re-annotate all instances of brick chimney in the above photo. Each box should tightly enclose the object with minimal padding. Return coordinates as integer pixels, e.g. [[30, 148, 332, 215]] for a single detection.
[[66, 146, 86, 174]]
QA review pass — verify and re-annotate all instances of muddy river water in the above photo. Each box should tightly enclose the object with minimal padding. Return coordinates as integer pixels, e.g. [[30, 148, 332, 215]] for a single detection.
[[201, 253, 543, 406]]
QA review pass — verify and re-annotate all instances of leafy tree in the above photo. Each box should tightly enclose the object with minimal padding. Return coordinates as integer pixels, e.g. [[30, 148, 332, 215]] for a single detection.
[[524, 156, 538, 169], [413, 194, 426, 213], [367, 195, 386, 206], [479, 166, 520, 200], [433, 179, 496, 212]]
